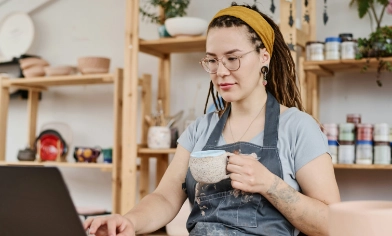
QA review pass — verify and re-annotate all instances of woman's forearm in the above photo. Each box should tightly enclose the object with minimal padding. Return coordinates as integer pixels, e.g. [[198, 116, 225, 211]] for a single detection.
[[264, 175, 329, 236], [124, 192, 185, 234]]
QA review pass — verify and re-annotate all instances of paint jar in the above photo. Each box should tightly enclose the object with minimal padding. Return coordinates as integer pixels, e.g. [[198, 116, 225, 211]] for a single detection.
[[346, 114, 361, 125], [357, 124, 373, 141], [147, 126, 171, 149], [338, 141, 355, 164], [341, 39, 358, 60], [338, 33, 354, 42], [374, 123, 389, 142], [339, 123, 355, 142], [328, 140, 338, 164], [356, 140, 373, 164], [374, 141, 391, 164], [323, 123, 338, 140], [325, 37, 341, 60], [309, 42, 325, 61]]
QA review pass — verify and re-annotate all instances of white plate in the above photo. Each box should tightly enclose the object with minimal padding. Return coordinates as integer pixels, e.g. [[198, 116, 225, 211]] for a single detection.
[[0, 12, 35, 60]]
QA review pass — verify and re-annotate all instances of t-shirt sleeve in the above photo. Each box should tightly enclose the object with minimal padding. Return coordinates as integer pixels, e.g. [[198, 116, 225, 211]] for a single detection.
[[177, 116, 203, 153], [293, 112, 330, 173]]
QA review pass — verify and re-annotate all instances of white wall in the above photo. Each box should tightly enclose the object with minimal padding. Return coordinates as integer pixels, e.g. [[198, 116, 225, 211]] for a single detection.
[[2, 0, 392, 211]]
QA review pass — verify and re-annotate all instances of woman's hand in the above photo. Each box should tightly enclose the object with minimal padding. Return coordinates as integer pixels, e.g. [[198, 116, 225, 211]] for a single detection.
[[227, 153, 274, 195], [83, 214, 135, 236]]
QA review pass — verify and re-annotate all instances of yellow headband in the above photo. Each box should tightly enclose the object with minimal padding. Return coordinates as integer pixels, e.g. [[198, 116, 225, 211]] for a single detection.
[[210, 6, 275, 56]]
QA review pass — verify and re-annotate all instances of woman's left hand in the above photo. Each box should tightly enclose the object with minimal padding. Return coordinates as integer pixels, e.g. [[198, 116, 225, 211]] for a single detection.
[[227, 153, 274, 195]]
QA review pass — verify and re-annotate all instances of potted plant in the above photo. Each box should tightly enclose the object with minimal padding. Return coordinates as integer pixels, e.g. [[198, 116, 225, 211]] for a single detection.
[[350, 0, 392, 86], [140, 0, 190, 37]]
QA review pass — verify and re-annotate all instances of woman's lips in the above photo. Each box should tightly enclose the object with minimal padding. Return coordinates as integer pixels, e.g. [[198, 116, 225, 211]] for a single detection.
[[219, 83, 235, 90]]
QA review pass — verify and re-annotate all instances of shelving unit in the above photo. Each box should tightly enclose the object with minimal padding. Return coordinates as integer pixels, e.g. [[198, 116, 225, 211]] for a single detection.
[[0, 69, 123, 213], [334, 164, 392, 170], [122, 0, 317, 215]]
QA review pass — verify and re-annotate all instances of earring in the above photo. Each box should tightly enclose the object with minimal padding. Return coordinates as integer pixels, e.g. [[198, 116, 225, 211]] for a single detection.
[[261, 66, 269, 86]]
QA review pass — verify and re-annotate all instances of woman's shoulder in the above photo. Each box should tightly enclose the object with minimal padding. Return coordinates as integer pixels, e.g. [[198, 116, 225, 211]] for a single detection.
[[280, 107, 320, 130]]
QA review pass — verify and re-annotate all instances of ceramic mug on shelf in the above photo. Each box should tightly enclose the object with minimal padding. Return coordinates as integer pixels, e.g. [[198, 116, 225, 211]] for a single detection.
[[189, 150, 230, 184], [147, 126, 171, 149]]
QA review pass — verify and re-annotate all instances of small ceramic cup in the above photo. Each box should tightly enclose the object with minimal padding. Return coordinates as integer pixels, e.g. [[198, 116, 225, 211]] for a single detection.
[[189, 150, 230, 184], [147, 126, 171, 149]]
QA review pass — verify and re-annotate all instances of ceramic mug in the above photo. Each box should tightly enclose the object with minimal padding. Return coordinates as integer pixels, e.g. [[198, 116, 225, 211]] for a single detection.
[[147, 126, 171, 149], [189, 150, 230, 184]]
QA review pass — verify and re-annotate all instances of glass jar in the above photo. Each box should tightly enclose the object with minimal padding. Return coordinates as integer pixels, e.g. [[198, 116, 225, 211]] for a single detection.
[[339, 123, 355, 142], [325, 37, 341, 60], [339, 33, 354, 42], [341, 39, 358, 60], [357, 124, 373, 141], [328, 140, 338, 164], [346, 113, 361, 125], [356, 140, 373, 164], [338, 141, 355, 164], [374, 141, 391, 164], [309, 42, 325, 61], [374, 123, 389, 142], [323, 123, 338, 141]]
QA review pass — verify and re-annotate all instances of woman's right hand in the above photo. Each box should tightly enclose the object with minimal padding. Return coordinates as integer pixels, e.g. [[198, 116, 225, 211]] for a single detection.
[[83, 214, 135, 236]]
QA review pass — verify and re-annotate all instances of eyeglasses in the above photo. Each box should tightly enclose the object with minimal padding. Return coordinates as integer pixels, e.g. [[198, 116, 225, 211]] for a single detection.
[[199, 50, 256, 74]]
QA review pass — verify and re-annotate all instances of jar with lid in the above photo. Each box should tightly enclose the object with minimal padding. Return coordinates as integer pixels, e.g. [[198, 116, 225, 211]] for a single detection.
[[338, 140, 355, 164], [339, 123, 355, 142], [309, 42, 324, 61], [338, 33, 353, 42], [357, 124, 373, 141], [323, 123, 338, 141], [325, 37, 341, 60], [341, 39, 358, 60], [346, 114, 361, 125], [374, 141, 391, 164], [356, 140, 373, 164], [374, 123, 389, 142], [328, 140, 338, 164]]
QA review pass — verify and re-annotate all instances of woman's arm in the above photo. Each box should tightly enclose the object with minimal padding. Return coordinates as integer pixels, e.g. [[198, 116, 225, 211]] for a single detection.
[[123, 145, 190, 234], [228, 153, 340, 236]]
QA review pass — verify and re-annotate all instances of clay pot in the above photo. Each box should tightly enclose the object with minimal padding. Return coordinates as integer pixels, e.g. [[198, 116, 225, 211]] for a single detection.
[[19, 57, 49, 70], [23, 66, 46, 78], [44, 66, 75, 76], [329, 201, 392, 236], [77, 57, 110, 74]]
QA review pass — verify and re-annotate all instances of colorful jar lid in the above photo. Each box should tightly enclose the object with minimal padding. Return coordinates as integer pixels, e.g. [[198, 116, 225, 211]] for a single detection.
[[328, 140, 339, 146], [325, 37, 341, 43], [356, 140, 373, 145]]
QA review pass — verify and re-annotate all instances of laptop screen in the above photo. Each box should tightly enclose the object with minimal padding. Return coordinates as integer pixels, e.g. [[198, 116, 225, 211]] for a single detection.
[[0, 166, 87, 236]]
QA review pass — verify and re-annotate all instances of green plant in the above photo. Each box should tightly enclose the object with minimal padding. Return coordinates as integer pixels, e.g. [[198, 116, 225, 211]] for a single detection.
[[356, 26, 392, 86], [140, 0, 190, 25], [349, 0, 390, 30]]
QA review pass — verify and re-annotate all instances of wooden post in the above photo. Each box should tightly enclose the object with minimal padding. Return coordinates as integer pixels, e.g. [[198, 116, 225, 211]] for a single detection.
[[139, 154, 149, 200], [280, 0, 298, 64], [27, 89, 39, 149], [158, 55, 171, 116], [0, 76, 10, 161], [122, 0, 140, 214], [112, 68, 123, 214]]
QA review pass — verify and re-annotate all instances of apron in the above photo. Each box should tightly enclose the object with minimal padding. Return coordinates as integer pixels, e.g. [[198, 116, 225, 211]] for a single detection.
[[184, 92, 295, 236]]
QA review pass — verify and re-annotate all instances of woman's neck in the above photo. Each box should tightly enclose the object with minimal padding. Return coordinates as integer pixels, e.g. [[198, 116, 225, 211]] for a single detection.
[[230, 87, 267, 119]]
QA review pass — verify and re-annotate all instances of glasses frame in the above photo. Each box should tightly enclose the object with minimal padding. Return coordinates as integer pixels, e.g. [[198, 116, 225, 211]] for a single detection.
[[199, 50, 256, 74]]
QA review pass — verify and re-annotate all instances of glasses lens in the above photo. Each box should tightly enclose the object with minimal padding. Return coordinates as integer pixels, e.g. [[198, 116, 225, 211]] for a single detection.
[[201, 58, 218, 73], [222, 55, 240, 71]]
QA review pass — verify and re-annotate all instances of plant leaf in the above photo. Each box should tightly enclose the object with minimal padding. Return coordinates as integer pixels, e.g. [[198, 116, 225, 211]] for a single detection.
[[376, 0, 389, 5], [357, 0, 370, 18]]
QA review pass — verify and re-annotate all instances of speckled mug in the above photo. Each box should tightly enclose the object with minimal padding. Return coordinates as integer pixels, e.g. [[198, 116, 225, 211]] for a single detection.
[[189, 150, 230, 184]]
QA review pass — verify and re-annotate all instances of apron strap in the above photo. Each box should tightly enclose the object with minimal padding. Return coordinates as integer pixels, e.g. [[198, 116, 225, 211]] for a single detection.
[[263, 91, 280, 147], [204, 105, 231, 148]]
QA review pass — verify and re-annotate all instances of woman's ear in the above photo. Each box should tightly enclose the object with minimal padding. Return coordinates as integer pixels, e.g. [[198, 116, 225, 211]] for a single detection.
[[259, 48, 271, 65]]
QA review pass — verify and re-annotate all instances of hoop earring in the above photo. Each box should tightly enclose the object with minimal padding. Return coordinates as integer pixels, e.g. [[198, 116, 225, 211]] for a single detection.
[[261, 66, 269, 86]]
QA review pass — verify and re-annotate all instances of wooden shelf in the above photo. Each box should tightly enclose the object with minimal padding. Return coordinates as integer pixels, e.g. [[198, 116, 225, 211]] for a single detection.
[[304, 57, 392, 77], [1, 73, 114, 89], [0, 161, 113, 171], [334, 164, 392, 170], [139, 36, 206, 57], [138, 147, 176, 155]]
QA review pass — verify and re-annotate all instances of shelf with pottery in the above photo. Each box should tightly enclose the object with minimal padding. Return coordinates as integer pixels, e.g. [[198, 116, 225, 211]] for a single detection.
[[334, 164, 392, 170], [303, 57, 392, 77], [0, 68, 124, 214]]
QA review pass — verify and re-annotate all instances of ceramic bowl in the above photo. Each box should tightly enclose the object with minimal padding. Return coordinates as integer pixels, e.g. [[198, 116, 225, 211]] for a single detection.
[[19, 57, 49, 70], [44, 66, 75, 76], [74, 147, 101, 163], [77, 57, 110, 74], [23, 66, 46, 78], [164, 17, 208, 37]]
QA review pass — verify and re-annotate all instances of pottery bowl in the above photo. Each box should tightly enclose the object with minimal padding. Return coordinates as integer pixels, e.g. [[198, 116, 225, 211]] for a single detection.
[[23, 66, 45, 78], [44, 66, 75, 76], [77, 57, 110, 74], [74, 147, 101, 163], [165, 17, 208, 37]]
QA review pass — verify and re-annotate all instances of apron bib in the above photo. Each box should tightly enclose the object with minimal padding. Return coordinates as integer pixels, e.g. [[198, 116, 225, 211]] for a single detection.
[[184, 92, 295, 236]]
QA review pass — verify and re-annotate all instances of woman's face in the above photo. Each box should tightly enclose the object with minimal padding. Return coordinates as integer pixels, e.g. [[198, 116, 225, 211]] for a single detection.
[[205, 26, 269, 103]]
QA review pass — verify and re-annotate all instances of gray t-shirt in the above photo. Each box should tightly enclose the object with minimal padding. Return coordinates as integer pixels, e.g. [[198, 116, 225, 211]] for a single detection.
[[178, 107, 330, 192]]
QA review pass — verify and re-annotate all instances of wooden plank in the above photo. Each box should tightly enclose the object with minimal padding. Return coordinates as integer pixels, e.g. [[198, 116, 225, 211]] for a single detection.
[[112, 68, 123, 214], [7, 74, 114, 87], [27, 90, 39, 149], [156, 154, 168, 188], [121, 0, 139, 214], [139, 155, 149, 200], [0, 161, 113, 170], [139, 36, 206, 55], [279, 0, 297, 64], [158, 55, 171, 115], [298, 57, 307, 109], [141, 74, 152, 145], [295, 28, 308, 49], [0, 75, 10, 161], [334, 164, 392, 170], [304, 64, 334, 77], [138, 147, 176, 154]]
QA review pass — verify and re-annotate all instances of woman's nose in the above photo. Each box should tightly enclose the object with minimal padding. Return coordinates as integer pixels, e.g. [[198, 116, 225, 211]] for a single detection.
[[216, 61, 230, 77]]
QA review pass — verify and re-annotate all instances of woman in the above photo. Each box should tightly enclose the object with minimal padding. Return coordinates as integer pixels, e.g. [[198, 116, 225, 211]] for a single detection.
[[84, 3, 340, 236]]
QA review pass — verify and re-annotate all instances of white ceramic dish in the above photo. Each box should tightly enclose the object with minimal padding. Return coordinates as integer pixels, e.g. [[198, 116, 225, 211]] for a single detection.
[[165, 17, 208, 37]]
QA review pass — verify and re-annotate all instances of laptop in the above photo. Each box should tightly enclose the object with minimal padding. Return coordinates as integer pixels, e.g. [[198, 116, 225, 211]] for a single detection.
[[0, 166, 87, 236]]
